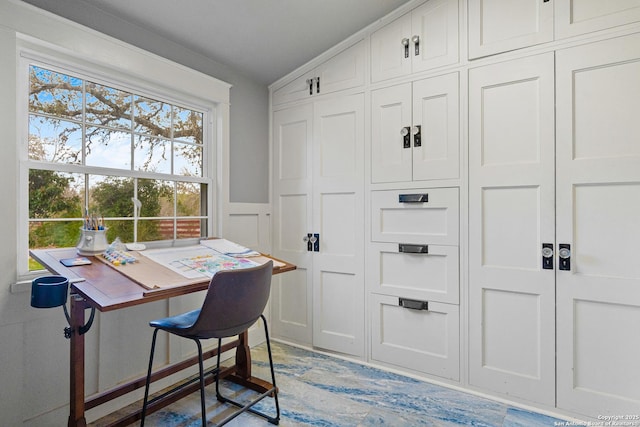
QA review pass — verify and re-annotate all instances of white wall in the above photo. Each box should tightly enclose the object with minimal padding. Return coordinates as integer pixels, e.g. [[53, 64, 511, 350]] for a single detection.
[[0, 20, 23, 425]]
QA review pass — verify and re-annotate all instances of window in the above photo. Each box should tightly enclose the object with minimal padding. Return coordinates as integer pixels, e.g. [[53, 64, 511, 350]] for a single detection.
[[25, 62, 213, 272]]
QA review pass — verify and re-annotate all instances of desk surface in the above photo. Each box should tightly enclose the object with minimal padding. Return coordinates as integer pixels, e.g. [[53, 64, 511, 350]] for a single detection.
[[30, 248, 296, 312]]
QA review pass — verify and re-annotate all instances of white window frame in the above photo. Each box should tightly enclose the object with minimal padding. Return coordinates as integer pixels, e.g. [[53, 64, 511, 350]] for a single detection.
[[16, 36, 228, 278]]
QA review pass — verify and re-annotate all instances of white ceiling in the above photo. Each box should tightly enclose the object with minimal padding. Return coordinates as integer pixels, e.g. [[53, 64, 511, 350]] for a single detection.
[[25, 0, 412, 84]]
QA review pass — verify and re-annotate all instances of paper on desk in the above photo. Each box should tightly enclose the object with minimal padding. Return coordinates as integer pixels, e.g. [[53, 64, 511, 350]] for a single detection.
[[200, 238, 261, 257], [141, 245, 259, 280]]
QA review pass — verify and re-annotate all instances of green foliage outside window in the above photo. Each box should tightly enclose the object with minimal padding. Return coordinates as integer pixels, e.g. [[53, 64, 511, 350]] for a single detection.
[[27, 64, 208, 269]]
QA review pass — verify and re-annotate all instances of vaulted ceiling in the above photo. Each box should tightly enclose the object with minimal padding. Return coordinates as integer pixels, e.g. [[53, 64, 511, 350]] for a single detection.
[[23, 0, 412, 84]]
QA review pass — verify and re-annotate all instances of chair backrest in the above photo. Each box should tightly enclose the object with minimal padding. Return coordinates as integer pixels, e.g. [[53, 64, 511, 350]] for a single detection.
[[188, 260, 273, 339]]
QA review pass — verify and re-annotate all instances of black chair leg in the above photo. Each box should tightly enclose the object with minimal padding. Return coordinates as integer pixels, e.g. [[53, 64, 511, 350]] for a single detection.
[[141, 328, 160, 427], [215, 338, 223, 402], [194, 339, 207, 426], [261, 314, 281, 423], [213, 317, 280, 426]]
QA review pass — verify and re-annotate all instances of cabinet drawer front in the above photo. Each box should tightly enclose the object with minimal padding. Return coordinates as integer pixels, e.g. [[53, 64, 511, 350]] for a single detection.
[[371, 242, 458, 304], [371, 188, 458, 245], [371, 293, 459, 380]]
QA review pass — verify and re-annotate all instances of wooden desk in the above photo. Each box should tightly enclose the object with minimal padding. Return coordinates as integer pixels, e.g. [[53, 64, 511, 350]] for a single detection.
[[30, 247, 295, 427]]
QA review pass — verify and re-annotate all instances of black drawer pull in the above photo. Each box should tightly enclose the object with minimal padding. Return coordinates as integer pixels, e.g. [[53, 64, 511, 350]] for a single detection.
[[398, 193, 428, 203], [399, 298, 429, 311], [398, 243, 428, 254]]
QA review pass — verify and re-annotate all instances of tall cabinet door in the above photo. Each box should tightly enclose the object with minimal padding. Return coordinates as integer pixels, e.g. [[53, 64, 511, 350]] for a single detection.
[[271, 104, 314, 345], [556, 34, 640, 416], [312, 94, 365, 357], [468, 53, 556, 405]]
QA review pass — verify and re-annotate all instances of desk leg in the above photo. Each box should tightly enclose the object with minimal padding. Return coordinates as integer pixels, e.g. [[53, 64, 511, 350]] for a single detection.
[[235, 330, 252, 379], [68, 295, 87, 427], [227, 330, 273, 394]]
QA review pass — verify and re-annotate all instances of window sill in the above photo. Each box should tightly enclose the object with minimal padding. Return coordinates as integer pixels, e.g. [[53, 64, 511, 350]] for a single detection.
[[12, 269, 52, 293]]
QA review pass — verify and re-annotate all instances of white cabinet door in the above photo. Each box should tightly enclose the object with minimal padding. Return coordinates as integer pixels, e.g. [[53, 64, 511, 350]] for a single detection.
[[468, 53, 556, 405], [315, 40, 365, 96], [272, 94, 365, 357], [468, 0, 553, 59], [555, 0, 640, 39], [271, 72, 315, 107], [312, 94, 365, 357], [556, 33, 640, 417], [371, 13, 413, 83], [273, 41, 365, 106], [410, 0, 459, 74], [412, 72, 459, 181], [371, 83, 412, 183], [371, 0, 459, 82], [371, 72, 459, 184], [271, 104, 314, 345]]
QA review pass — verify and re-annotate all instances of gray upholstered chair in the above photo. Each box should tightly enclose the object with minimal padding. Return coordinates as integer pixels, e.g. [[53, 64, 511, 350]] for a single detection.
[[141, 261, 280, 426]]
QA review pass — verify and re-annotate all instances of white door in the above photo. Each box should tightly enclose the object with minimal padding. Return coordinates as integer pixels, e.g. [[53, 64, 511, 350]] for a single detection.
[[271, 72, 314, 106], [556, 33, 640, 416], [271, 104, 314, 345], [371, 72, 459, 184], [412, 72, 459, 181], [371, 83, 412, 183], [468, 53, 556, 405], [468, 0, 553, 59], [312, 93, 365, 357], [370, 13, 412, 83], [555, 0, 640, 39], [370, 0, 459, 82], [315, 40, 365, 97], [410, 0, 459, 74]]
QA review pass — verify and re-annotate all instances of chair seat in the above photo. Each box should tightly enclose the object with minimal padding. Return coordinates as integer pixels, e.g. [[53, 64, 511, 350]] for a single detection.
[[150, 309, 200, 336]]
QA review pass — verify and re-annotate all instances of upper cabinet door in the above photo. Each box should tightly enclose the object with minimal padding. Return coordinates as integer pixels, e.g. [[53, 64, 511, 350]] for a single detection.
[[371, 0, 459, 82], [410, 0, 459, 74], [272, 71, 315, 106], [316, 40, 366, 96], [468, 0, 553, 60], [371, 13, 413, 82], [272, 40, 365, 106], [555, 0, 640, 39], [371, 72, 459, 184]]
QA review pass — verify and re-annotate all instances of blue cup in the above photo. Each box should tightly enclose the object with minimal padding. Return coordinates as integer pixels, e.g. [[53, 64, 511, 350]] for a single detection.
[[31, 276, 69, 308]]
